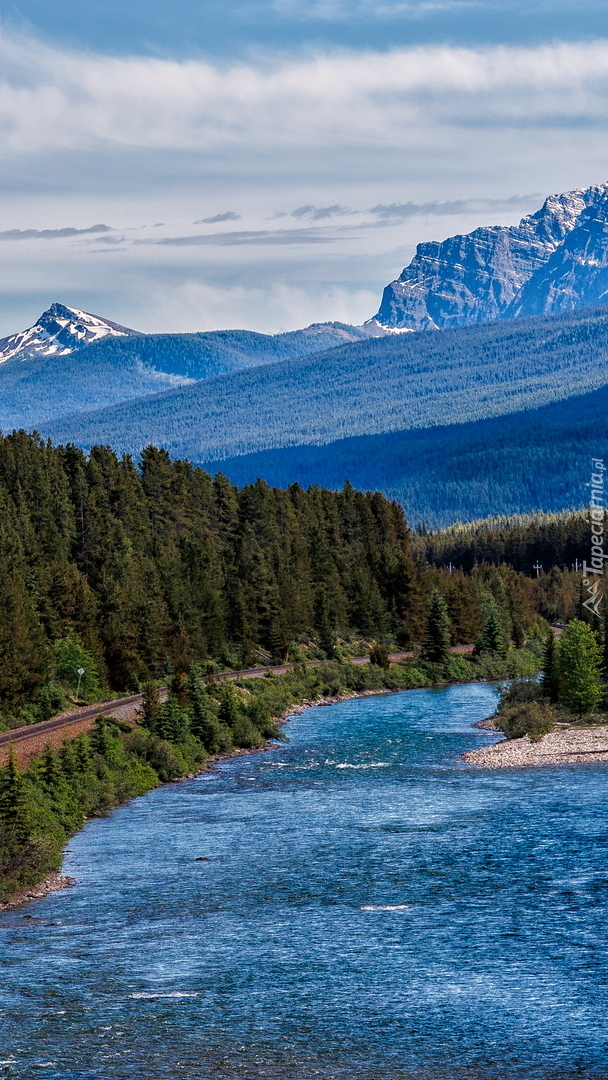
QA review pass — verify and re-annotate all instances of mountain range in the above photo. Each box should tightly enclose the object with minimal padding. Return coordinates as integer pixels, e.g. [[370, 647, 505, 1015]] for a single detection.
[[3, 179, 608, 526], [371, 181, 608, 331]]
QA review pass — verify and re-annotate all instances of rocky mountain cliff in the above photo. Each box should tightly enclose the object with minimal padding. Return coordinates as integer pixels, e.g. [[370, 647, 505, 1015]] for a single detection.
[[371, 182, 608, 331], [0, 303, 139, 363]]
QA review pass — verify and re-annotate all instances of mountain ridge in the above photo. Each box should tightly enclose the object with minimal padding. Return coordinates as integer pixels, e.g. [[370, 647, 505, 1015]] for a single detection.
[[40, 306, 608, 463], [372, 182, 608, 331]]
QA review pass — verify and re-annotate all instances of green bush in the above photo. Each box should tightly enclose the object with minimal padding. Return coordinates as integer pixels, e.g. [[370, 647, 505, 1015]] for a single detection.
[[496, 699, 558, 741]]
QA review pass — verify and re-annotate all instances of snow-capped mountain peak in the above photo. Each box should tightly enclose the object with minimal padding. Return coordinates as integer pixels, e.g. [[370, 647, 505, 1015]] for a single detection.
[[0, 303, 139, 364]]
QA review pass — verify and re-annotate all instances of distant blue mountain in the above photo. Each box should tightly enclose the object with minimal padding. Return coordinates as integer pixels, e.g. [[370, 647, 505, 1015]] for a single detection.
[[203, 383, 608, 527], [0, 317, 369, 430], [42, 307, 608, 466]]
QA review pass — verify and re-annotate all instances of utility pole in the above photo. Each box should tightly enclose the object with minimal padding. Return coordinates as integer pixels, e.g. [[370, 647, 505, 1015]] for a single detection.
[[533, 561, 543, 578]]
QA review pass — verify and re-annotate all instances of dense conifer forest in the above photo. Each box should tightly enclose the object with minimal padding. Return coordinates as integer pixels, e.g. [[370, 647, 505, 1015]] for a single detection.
[[0, 432, 591, 732]]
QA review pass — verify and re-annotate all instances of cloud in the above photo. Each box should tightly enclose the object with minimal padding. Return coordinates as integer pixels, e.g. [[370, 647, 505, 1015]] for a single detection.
[[0, 223, 111, 241], [196, 211, 242, 223], [1, 30, 608, 158], [137, 227, 336, 246], [271, 0, 481, 19], [368, 196, 543, 220], [0, 27, 606, 335], [290, 204, 352, 220]]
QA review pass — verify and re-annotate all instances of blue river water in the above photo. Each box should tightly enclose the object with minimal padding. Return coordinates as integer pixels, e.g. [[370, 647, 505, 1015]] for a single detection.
[[1, 682, 608, 1080]]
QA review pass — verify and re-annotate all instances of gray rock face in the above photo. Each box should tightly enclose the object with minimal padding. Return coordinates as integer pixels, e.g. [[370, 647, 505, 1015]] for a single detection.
[[507, 189, 608, 318], [372, 183, 608, 330]]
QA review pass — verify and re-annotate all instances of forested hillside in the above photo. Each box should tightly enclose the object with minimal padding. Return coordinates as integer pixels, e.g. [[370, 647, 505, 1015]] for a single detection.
[[209, 383, 608, 525], [0, 432, 577, 729], [0, 322, 367, 430], [44, 307, 608, 464]]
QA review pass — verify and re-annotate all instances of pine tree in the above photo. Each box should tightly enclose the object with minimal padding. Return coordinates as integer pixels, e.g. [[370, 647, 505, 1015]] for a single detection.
[[474, 595, 507, 657], [557, 619, 603, 715], [39, 743, 61, 790], [90, 717, 112, 758], [156, 699, 189, 744], [0, 746, 30, 846], [60, 741, 79, 779], [314, 587, 336, 659], [369, 641, 390, 669], [541, 631, 560, 703], [140, 681, 162, 731], [218, 683, 242, 728], [420, 590, 451, 668], [602, 595, 608, 683], [74, 734, 92, 772]]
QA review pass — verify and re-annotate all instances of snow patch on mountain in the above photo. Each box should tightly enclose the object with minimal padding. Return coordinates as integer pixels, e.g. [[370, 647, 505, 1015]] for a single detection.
[[0, 303, 139, 363]]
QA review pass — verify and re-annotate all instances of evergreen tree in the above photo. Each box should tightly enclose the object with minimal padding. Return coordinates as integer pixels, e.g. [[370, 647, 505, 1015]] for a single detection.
[[59, 741, 79, 779], [218, 683, 242, 728], [602, 595, 608, 683], [420, 590, 451, 668], [369, 641, 390, 669], [541, 631, 560, 703], [156, 699, 189, 744], [0, 746, 30, 846], [90, 717, 112, 758], [39, 743, 61, 790], [140, 681, 162, 730], [475, 595, 508, 657], [74, 734, 91, 772], [557, 619, 603, 715], [314, 587, 336, 659]]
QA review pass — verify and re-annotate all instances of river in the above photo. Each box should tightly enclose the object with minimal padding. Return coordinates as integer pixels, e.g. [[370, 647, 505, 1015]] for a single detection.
[[1, 682, 608, 1079]]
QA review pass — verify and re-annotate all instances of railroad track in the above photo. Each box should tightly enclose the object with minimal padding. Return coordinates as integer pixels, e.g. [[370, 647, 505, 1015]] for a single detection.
[[0, 647, 472, 750]]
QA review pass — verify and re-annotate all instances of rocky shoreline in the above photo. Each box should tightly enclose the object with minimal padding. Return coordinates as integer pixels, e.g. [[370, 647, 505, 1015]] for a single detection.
[[0, 873, 74, 912], [463, 724, 608, 768]]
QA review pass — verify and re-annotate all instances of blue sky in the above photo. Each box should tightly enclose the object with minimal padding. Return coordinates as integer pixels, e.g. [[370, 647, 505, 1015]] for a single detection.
[[0, 0, 606, 334]]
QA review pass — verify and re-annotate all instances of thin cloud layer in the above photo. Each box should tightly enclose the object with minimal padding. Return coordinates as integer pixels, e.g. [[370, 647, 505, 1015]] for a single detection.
[[0, 224, 111, 241]]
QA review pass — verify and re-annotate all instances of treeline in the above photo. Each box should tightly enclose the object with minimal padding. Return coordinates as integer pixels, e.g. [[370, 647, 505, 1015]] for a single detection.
[[0, 431, 569, 728], [416, 510, 591, 573]]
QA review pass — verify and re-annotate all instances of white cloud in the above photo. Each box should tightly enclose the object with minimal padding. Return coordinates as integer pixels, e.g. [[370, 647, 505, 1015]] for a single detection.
[[1, 31, 608, 156], [0, 28, 607, 333]]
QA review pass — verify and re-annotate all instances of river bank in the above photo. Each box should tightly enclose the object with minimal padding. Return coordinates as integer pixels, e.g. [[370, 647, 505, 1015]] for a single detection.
[[0, 686, 401, 910], [0, 653, 539, 909], [463, 724, 608, 767]]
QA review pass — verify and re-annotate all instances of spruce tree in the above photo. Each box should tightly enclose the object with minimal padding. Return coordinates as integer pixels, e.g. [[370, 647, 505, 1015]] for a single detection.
[[74, 734, 91, 772], [39, 743, 61, 791], [541, 631, 560, 703], [420, 590, 451, 668], [218, 683, 242, 728], [90, 718, 112, 758], [0, 746, 30, 846], [140, 681, 162, 731], [156, 700, 189, 744], [475, 595, 507, 657]]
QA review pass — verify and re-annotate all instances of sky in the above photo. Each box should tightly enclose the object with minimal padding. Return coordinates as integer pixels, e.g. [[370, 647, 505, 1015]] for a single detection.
[[0, 0, 607, 335]]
